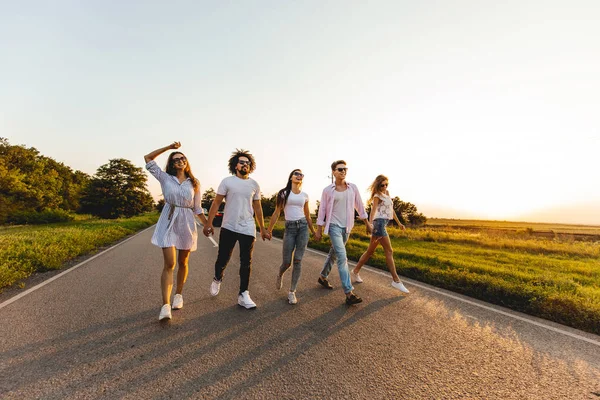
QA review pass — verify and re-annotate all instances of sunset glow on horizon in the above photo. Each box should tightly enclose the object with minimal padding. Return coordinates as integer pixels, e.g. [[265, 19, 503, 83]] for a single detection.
[[2, 1, 599, 225]]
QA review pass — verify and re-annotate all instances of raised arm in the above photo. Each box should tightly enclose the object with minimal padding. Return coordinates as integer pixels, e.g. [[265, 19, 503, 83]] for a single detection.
[[144, 141, 181, 163]]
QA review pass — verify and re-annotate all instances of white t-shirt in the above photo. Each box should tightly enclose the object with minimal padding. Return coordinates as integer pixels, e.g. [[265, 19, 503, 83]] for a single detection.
[[331, 189, 348, 228], [217, 176, 261, 237], [374, 193, 394, 220], [283, 191, 309, 221]]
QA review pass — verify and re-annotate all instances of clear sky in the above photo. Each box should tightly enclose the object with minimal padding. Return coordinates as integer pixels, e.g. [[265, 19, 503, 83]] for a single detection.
[[2, 1, 599, 225]]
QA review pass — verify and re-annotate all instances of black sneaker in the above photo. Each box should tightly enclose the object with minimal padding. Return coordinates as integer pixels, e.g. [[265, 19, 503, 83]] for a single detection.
[[318, 277, 333, 289], [345, 293, 363, 305]]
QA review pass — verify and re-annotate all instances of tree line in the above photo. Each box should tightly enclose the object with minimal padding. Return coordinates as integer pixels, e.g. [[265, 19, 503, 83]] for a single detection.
[[1, 137, 426, 226], [0, 138, 153, 224]]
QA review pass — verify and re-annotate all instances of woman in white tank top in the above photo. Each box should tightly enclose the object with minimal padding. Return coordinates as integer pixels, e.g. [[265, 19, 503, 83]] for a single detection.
[[351, 175, 410, 294], [267, 169, 316, 304]]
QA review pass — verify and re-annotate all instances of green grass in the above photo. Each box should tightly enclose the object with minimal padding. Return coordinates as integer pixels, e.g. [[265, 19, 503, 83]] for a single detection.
[[269, 218, 600, 334], [0, 213, 159, 292]]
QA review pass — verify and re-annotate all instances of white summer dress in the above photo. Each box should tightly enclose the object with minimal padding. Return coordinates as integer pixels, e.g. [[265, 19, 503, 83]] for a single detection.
[[146, 160, 203, 251]]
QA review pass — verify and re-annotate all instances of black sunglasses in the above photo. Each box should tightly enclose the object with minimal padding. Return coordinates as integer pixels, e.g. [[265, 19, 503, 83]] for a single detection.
[[380, 183, 388, 187], [238, 160, 250, 165], [336, 167, 348, 172], [293, 172, 304, 178], [172, 157, 187, 164]]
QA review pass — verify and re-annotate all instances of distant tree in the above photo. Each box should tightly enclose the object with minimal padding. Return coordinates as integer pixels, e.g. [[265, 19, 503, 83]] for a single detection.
[[0, 137, 90, 224], [366, 196, 427, 227], [156, 198, 166, 212], [201, 187, 216, 210], [79, 158, 154, 219], [261, 193, 277, 217]]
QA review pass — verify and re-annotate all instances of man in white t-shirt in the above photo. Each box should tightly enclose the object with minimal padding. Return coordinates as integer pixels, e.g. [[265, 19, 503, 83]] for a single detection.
[[204, 149, 270, 309]]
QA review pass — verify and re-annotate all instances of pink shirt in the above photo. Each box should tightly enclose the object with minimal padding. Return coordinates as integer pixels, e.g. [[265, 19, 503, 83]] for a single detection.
[[316, 182, 368, 234]]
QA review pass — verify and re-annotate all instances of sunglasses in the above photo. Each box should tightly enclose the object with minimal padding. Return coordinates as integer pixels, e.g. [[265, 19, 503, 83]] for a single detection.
[[238, 160, 250, 166], [380, 183, 388, 188], [293, 172, 304, 178], [172, 157, 187, 164], [336, 167, 348, 173]]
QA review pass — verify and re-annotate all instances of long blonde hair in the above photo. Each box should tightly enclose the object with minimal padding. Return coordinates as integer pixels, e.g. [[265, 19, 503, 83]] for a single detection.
[[367, 174, 388, 205]]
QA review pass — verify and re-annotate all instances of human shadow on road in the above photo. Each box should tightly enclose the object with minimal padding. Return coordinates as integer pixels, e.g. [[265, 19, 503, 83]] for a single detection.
[[0, 290, 402, 399]]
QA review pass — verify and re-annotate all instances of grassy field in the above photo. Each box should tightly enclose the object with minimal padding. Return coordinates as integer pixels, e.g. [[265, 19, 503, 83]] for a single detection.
[[427, 218, 600, 236], [270, 218, 600, 335], [0, 213, 159, 292]]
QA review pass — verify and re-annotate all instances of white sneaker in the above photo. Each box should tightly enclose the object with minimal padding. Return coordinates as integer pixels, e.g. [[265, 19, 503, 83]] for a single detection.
[[276, 273, 283, 290], [210, 279, 221, 296], [172, 294, 183, 310], [351, 270, 363, 283], [392, 281, 410, 294], [288, 291, 297, 305], [159, 304, 172, 320], [238, 290, 257, 309]]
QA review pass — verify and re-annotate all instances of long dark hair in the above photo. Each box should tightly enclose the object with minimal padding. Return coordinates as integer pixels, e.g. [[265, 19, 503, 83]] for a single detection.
[[276, 169, 301, 208], [228, 149, 256, 175], [165, 151, 199, 190]]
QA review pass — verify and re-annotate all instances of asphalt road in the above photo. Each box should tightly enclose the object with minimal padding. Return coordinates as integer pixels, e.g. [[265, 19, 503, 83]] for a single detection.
[[1, 226, 599, 399]]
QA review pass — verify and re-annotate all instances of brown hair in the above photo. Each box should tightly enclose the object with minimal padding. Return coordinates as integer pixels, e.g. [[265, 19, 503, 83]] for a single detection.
[[367, 174, 388, 205], [165, 152, 199, 190], [330, 160, 346, 171]]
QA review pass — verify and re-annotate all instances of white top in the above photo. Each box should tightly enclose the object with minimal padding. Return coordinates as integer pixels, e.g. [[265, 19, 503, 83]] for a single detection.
[[217, 176, 261, 237], [331, 189, 349, 228], [374, 193, 394, 220], [283, 191, 309, 221], [146, 160, 202, 251]]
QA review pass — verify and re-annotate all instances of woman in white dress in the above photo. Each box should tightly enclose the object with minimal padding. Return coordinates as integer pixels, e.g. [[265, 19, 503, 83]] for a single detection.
[[144, 141, 209, 320], [351, 175, 410, 294]]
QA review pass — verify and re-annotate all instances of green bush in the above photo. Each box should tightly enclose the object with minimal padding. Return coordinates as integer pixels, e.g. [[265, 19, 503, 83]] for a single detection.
[[6, 209, 75, 225]]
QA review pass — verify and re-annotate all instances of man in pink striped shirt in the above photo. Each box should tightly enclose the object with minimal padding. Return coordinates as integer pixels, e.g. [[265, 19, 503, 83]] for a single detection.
[[315, 160, 373, 305]]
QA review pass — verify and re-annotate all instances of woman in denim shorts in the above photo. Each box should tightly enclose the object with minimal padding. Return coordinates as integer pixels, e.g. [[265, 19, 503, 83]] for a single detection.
[[351, 175, 410, 294], [267, 169, 316, 304]]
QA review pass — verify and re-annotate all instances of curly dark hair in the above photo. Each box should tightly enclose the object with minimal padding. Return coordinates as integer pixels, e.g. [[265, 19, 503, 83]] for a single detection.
[[228, 149, 256, 175], [165, 152, 199, 190]]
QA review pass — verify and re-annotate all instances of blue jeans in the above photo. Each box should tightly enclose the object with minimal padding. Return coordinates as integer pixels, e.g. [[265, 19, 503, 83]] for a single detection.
[[280, 218, 310, 292], [320, 224, 353, 294]]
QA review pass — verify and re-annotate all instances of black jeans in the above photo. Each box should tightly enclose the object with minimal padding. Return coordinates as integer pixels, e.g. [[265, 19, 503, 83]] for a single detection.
[[214, 228, 256, 294]]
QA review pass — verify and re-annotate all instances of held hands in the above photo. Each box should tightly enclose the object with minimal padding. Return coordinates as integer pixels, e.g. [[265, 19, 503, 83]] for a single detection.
[[170, 141, 181, 149], [203, 224, 214, 237], [260, 228, 271, 241], [314, 230, 322, 242]]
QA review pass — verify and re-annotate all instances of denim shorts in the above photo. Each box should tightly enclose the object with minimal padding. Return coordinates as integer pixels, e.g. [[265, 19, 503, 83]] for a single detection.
[[372, 218, 389, 237]]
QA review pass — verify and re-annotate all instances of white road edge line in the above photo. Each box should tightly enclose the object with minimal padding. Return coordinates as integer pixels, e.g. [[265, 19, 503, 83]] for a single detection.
[[0, 225, 155, 310], [270, 237, 600, 347]]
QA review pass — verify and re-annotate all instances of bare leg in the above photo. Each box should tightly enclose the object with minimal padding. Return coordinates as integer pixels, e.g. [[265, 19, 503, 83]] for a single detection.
[[353, 236, 382, 274], [175, 249, 191, 295], [379, 236, 400, 282], [161, 247, 177, 305]]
